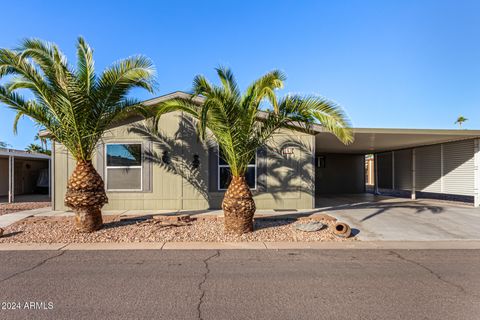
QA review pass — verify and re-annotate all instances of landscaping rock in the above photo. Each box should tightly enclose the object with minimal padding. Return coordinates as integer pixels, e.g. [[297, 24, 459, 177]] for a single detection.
[[0, 217, 354, 243], [295, 221, 325, 232], [153, 214, 192, 222], [298, 215, 336, 222]]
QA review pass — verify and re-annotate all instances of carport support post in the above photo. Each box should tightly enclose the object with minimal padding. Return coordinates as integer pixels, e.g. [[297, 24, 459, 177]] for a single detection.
[[411, 149, 416, 200], [474, 139, 480, 207], [374, 154, 379, 195], [391, 151, 395, 190], [8, 155, 14, 203]]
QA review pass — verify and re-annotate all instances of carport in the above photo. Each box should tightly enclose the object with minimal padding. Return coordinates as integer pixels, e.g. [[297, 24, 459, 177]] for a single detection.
[[314, 128, 480, 207], [0, 148, 51, 203]]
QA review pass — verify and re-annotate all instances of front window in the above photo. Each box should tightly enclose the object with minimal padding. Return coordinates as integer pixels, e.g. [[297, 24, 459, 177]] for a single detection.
[[105, 143, 142, 191], [218, 149, 256, 190]]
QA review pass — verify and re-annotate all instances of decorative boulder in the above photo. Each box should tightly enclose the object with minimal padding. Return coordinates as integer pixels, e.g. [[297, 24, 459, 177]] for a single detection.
[[295, 221, 325, 232]]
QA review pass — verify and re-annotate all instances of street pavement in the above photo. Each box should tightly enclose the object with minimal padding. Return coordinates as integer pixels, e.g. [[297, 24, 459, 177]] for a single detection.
[[0, 249, 479, 319]]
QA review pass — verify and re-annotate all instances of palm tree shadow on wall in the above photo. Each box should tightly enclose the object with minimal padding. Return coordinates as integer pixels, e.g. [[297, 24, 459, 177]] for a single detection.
[[260, 139, 315, 203], [129, 116, 213, 203]]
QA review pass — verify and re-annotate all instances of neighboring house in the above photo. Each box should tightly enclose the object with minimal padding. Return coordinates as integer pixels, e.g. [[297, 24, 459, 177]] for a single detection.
[[0, 148, 50, 203], [49, 92, 480, 211]]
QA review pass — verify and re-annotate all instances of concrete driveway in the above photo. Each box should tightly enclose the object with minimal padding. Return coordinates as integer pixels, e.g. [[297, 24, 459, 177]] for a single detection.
[[315, 194, 480, 241]]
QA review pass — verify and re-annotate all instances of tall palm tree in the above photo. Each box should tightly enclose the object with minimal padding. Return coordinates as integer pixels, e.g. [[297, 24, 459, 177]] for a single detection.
[[0, 37, 155, 232], [155, 67, 353, 234], [34, 132, 48, 151], [455, 116, 468, 128]]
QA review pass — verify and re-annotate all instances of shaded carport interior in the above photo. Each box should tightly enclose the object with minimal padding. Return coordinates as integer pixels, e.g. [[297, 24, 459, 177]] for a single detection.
[[0, 149, 51, 203], [314, 128, 480, 207]]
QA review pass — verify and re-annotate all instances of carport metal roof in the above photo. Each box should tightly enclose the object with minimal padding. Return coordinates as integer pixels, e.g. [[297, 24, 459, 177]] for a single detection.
[[0, 148, 50, 160], [315, 128, 480, 154]]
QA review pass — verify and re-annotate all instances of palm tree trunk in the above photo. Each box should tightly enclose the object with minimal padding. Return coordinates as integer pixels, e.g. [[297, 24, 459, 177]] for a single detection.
[[222, 176, 256, 234], [64, 161, 108, 232]]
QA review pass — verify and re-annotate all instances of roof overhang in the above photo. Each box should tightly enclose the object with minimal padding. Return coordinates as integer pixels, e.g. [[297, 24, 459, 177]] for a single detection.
[[0, 148, 50, 159], [315, 128, 480, 154]]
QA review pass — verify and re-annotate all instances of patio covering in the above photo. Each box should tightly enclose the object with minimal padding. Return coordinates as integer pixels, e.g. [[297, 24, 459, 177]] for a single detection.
[[0, 148, 51, 203], [315, 128, 480, 154]]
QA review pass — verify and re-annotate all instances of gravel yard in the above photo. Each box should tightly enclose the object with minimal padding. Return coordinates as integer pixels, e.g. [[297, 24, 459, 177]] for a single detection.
[[0, 216, 355, 243], [0, 200, 51, 215]]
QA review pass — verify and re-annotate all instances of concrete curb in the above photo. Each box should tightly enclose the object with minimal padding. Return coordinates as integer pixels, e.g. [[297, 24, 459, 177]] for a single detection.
[[1, 240, 480, 251], [162, 242, 267, 250]]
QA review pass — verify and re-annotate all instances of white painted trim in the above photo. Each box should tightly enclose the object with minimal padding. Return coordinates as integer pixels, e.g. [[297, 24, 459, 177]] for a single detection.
[[474, 139, 480, 207], [374, 154, 379, 195], [105, 143, 143, 192], [312, 135, 316, 209], [51, 141, 55, 210], [48, 158, 51, 198], [0, 149, 50, 159], [411, 149, 416, 200], [440, 143, 444, 193], [8, 156, 13, 203], [392, 151, 395, 190]]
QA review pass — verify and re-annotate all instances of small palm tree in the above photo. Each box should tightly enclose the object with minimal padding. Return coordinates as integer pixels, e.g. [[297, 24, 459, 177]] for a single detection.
[[455, 116, 468, 128], [34, 132, 48, 151], [0, 141, 9, 148], [155, 67, 353, 234], [25, 143, 51, 155], [25, 143, 43, 153], [0, 37, 155, 232]]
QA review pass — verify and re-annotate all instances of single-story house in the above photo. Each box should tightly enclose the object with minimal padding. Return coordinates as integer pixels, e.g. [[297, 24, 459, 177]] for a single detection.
[[0, 148, 51, 203], [49, 91, 480, 211]]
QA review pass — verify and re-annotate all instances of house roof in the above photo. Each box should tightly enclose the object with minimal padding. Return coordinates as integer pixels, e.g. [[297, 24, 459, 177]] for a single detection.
[[38, 91, 323, 138], [38, 91, 480, 155]]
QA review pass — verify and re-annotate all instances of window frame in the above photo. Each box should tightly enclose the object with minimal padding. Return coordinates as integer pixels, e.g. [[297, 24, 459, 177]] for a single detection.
[[217, 147, 257, 191], [105, 142, 143, 192]]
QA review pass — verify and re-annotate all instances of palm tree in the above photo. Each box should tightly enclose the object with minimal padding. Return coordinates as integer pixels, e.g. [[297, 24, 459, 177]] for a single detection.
[[34, 132, 48, 151], [0, 37, 155, 232], [154, 67, 353, 234], [455, 116, 468, 128], [25, 143, 51, 155], [25, 143, 44, 153], [0, 141, 9, 148]]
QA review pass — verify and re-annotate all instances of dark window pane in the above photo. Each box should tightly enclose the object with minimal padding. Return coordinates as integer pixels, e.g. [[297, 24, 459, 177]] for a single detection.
[[107, 144, 142, 166], [218, 149, 228, 165], [249, 154, 256, 165], [219, 166, 256, 190], [245, 166, 256, 188], [219, 167, 231, 189], [106, 168, 142, 190]]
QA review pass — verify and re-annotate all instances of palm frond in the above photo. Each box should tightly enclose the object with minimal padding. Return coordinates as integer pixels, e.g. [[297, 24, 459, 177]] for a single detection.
[[0, 38, 156, 161], [152, 67, 352, 178]]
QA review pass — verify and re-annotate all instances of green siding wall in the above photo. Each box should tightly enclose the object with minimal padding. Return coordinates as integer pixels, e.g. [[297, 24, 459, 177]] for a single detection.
[[53, 112, 315, 211]]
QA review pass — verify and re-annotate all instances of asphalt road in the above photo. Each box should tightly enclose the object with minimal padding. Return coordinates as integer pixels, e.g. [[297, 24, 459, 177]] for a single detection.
[[0, 250, 479, 320]]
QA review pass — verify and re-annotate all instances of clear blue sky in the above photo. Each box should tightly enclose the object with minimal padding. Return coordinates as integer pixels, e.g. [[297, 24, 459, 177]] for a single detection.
[[1, 0, 480, 149]]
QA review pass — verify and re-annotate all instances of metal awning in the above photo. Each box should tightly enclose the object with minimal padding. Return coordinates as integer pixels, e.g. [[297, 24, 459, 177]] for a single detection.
[[0, 149, 50, 203], [315, 128, 480, 154]]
